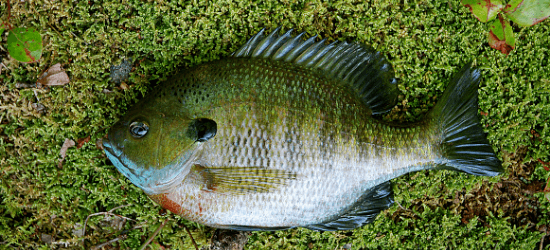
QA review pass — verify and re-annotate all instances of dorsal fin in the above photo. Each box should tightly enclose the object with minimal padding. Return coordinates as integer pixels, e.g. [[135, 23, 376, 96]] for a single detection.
[[232, 28, 399, 114]]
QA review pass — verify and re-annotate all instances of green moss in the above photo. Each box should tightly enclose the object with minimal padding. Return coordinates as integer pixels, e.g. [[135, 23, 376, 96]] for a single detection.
[[1, 0, 549, 249]]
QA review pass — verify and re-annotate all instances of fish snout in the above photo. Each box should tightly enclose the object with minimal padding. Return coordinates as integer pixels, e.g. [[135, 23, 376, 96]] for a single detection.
[[104, 121, 127, 152]]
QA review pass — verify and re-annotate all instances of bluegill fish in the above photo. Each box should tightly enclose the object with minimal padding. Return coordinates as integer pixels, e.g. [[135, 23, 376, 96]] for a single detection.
[[103, 28, 502, 231]]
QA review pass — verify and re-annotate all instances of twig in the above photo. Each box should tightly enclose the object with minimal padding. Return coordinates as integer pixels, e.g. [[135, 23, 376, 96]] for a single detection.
[[86, 212, 136, 226], [394, 200, 407, 210], [15, 82, 37, 88], [85, 221, 147, 250], [0, 63, 7, 75], [183, 224, 199, 250], [108, 204, 133, 213], [119, 222, 147, 234], [85, 219, 147, 249], [540, 228, 547, 250], [33, 89, 40, 101], [82, 205, 135, 244], [3, 0, 13, 30], [90, 234, 128, 250], [139, 218, 169, 250]]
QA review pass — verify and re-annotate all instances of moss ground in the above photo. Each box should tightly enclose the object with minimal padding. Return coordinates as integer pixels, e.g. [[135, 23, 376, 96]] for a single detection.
[[1, 0, 549, 249]]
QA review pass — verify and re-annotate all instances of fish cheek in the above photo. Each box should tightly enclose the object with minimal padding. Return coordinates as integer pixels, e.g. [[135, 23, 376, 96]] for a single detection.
[[156, 119, 197, 167]]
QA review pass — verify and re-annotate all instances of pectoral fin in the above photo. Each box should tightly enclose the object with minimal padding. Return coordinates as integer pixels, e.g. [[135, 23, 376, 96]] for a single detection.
[[193, 165, 297, 194]]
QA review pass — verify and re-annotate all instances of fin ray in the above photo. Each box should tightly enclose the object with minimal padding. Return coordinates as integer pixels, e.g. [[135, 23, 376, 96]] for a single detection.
[[305, 182, 394, 231], [430, 64, 503, 176], [232, 28, 399, 114], [194, 165, 297, 194]]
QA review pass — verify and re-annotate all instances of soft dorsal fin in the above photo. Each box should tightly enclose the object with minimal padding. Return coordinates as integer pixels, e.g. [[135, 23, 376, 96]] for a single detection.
[[232, 27, 399, 114], [305, 181, 394, 231]]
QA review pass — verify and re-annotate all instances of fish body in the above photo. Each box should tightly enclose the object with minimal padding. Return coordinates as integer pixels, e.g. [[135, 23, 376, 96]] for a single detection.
[[103, 28, 502, 230]]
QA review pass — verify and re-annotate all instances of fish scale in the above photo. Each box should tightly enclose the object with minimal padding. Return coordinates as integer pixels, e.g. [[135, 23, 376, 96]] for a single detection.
[[104, 28, 502, 231], [154, 58, 440, 228]]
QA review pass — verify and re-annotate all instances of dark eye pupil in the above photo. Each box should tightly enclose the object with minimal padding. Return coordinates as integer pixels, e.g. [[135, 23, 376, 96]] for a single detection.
[[129, 121, 149, 138]]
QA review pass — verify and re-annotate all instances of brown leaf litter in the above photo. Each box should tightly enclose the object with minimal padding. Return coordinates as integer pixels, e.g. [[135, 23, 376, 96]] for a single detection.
[[391, 146, 546, 242]]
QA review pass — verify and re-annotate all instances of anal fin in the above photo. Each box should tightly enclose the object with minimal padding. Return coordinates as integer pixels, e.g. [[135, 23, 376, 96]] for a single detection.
[[305, 181, 394, 231]]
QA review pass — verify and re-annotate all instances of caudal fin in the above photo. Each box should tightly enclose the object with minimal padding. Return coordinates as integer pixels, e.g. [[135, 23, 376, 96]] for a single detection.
[[431, 64, 503, 176]]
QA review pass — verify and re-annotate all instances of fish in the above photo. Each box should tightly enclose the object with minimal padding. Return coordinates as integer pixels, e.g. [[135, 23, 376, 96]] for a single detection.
[[103, 27, 503, 231]]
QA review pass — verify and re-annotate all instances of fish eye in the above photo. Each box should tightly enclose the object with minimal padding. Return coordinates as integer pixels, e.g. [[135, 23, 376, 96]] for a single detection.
[[129, 121, 149, 138]]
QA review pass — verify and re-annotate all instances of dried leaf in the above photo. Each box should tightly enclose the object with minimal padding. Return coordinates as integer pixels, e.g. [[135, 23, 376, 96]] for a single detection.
[[119, 82, 129, 90], [31, 103, 46, 114], [96, 138, 105, 150], [539, 159, 550, 171], [462, 0, 505, 22], [73, 223, 85, 237], [59, 138, 75, 168], [210, 229, 251, 250], [488, 15, 515, 54], [41, 234, 53, 244], [37, 63, 70, 87], [76, 136, 91, 149], [504, 0, 550, 27]]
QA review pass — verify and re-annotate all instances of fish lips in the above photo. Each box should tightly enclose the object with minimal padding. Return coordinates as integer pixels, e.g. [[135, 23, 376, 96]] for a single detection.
[[103, 136, 160, 194], [102, 121, 128, 167]]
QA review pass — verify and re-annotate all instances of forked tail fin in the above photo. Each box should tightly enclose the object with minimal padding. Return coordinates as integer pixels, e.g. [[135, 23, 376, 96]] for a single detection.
[[430, 64, 503, 176]]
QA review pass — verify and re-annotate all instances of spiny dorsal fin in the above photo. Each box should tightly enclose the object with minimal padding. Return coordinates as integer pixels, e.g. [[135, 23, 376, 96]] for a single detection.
[[232, 27, 399, 114], [193, 165, 297, 195]]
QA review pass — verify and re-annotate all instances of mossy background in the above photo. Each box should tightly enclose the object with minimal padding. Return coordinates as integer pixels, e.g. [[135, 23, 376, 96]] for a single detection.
[[1, 0, 549, 249]]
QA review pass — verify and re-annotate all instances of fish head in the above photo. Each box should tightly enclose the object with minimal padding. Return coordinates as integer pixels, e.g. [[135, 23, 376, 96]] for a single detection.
[[102, 98, 215, 194]]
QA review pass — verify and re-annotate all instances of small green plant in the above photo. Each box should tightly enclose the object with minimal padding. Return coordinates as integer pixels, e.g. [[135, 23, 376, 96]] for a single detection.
[[461, 0, 550, 54], [1, 0, 42, 63]]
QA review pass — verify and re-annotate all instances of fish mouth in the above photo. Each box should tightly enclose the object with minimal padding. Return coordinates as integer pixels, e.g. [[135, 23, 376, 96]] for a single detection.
[[102, 137, 120, 158], [102, 135, 146, 190], [102, 137, 136, 178]]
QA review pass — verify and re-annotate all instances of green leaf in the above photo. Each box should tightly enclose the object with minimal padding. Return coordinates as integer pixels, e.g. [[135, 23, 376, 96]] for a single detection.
[[488, 15, 515, 55], [461, 0, 505, 22], [7, 27, 43, 63], [504, 0, 550, 27], [0, 23, 5, 36]]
